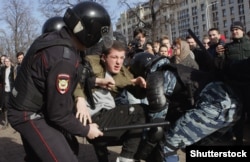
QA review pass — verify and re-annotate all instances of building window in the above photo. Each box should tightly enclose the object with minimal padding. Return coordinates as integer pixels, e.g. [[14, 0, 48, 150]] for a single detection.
[[212, 3, 218, 11], [193, 16, 198, 26], [201, 3, 205, 11], [203, 24, 206, 31], [231, 18, 235, 23], [221, 0, 225, 6], [238, 0, 243, 3], [192, 6, 197, 15], [202, 14, 205, 21], [229, 0, 234, 4], [222, 9, 226, 17], [238, 4, 244, 15], [239, 16, 245, 24], [212, 12, 218, 21], [230, 7, 234, 15], [223, 20, 227, 28]]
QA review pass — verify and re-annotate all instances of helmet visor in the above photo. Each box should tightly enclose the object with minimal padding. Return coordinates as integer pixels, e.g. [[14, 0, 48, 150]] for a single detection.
[[100, 25, 113, 49]]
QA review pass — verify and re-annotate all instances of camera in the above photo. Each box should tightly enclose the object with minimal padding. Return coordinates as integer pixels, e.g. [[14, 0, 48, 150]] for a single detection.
[[217, 39, 228, 55], [130, 39, 143, 53], [130, 39, 141, 49]]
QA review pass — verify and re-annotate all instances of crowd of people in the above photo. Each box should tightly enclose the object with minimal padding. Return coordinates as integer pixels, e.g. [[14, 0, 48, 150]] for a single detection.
[[0, 52, 24, 129], [126, 20, 250, 162], [0, 1, 249, 162]]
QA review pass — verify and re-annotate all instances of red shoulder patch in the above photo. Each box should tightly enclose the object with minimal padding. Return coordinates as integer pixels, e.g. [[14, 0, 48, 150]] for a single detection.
[[56, 74, 70, 94]]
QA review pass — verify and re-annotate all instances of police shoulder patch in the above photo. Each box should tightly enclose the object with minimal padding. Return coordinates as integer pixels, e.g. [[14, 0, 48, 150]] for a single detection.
[[56, 74, 70, 94]]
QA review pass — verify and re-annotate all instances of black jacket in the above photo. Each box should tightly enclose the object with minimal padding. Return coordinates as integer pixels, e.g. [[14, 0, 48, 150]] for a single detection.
[[8, 28, 90, 137], [0, 65, 15, 92], [221, 35, 250, 86]]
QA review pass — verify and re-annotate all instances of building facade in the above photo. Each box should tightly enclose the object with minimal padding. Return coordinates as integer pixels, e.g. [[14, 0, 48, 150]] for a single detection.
[[116, 0, 250, 43]]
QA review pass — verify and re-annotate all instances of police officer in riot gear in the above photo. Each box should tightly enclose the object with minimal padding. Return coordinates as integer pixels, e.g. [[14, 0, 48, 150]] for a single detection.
[[41, 15, 80, 156], [130, 52, 242, 162], [42, 16, 66, 34], [7, 1, 112, 162]]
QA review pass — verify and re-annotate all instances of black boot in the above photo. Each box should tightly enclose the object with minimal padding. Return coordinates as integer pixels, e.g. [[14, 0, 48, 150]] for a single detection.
[[135, 126, 164, 160]]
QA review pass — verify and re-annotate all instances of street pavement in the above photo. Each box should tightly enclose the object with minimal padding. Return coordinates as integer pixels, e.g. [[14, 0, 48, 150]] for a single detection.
[[0, 115, 185, 162], [2, 112, 249, 162], [0, 123, 121, 162]]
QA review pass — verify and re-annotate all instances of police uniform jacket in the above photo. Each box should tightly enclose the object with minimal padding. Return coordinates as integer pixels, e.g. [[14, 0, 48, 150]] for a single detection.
[[8, 28, 90, 137]]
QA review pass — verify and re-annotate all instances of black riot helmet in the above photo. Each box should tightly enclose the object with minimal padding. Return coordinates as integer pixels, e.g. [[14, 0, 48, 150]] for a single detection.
[[42, 16, 66, 34], [63, 1, 112, 48], [129, 52, 156, 78]]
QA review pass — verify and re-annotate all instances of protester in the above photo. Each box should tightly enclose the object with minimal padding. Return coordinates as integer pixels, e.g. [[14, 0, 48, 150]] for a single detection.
[[74, 40, 147, 162], [171, 38, 198, 69], [133, 28, 147, 51], [202, 35, 210, 50], [186, 35, 198, 51], [160, 35, 173, 57], [216, 21, 250, 145], [153, 40, 160, 55], [159, 44, 169, 57], [0, 57, 15, 129], [14, 51, 24, 79], [186, 35, 212, 72], [0, 54, 7, 114], [207, 28, 225, 57]]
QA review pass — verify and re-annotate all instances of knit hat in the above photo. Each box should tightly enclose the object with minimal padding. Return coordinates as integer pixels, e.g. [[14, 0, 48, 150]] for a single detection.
[[230, 21, 244, 31]]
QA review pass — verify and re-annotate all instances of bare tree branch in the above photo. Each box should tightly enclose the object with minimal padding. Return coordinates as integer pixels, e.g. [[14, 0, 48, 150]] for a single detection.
[[1, 0, 39, 57], [118, 0, 182, 41]]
